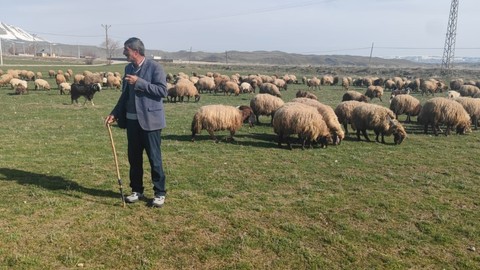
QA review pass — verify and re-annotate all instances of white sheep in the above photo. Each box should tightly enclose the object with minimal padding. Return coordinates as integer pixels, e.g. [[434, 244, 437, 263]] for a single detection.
[[291, 98, 345, 145], [417, 97, 471, 136], [351, 103, 407, 144], [272, 102, 330, 149], [240, 82, 254, 93], [191, 105, 255, 142], [389, 94, 422, 123], [34, 79, 51, 91], [249, 93, 285, 124], [447, 90, 461, 99]]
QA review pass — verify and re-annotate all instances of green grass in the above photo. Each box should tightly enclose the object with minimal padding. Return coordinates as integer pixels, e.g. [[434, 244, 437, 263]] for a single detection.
[[0, 63, 479, 269]]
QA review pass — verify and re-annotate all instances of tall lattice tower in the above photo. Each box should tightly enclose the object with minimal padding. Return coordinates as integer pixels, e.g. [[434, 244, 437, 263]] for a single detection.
[[441, 0, 459, 73]]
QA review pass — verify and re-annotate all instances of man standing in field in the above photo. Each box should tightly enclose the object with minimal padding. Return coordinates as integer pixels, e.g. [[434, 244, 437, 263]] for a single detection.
[[104, 37, 168, 207]]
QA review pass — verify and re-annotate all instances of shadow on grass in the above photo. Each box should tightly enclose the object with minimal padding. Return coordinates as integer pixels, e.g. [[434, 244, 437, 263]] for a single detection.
[[0, 167, 120, 199]]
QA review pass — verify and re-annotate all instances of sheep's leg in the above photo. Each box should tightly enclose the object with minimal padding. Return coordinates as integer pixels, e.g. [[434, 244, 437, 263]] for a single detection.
[[277, 134, 283, 147], [406, 114, 411, 123], [227, 130, 236, 142], [356, 129, 362, 141], [343, 122, 349, 135], [374, 131, 381, 143], [207, 130, 218, 143], [361, 130, 370, 141]]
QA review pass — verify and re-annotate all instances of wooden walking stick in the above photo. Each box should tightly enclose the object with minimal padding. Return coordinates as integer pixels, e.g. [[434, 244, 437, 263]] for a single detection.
[[107, 124, 126, 207]]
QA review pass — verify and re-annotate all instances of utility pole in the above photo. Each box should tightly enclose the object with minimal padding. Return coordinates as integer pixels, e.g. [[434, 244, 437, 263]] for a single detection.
[[101, 24, 111, 64], [368, 42, 374, 66], [441, 0, 459, 74], [225, 51, 228, 65], [0, 38, 3, 66]]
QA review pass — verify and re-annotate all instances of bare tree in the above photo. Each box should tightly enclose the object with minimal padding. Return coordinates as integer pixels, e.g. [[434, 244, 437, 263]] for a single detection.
[[100, 38, 120, 64]]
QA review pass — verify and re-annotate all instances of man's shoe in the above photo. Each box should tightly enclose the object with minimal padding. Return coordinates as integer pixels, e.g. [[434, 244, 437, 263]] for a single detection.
[[152, 196, 165, 208], [125, 192, 144, 203]]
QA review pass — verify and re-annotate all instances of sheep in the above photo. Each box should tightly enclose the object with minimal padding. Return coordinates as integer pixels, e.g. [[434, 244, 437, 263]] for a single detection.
[[420, 79, 440, 96], [450, 79, 464, 90], [272, 102, 330, 149], [447, 90, 460, 99], [0, 74, 13, 87], [291, 98, 345, 145], [221, 81, 240, 96], [390, 88, 411, 99], [191, 105, 255, 142], [48, 70, 55, 78], [9, 78, 27, 89], [195, 76, 216, 93], [458, 85, 480, 97], [389, 94, 422, 123], [15, 84, 28, 95], [172, 78, 200, 102], [74, 74, 85, 84], [417, 97, 471, 136], [365, 85, 384, 102], [259, 83, 282, 97], [306, 77, 321, 90], [70, 83, 101, 106], [59, 82, 72, 95], [273, 78, 288, 91], [34, 79, 51, 90], [321, 75, 334, 86], [334, 100, 363, 136], [295, 90, 318, 100], [239, 82, 254, 93], [55, 73, 66, 88], [341, 77, 350, 90], [249, 93, 285, 124], [454, 97, 480, 129], [342, 90, 368, 103], [351, 103, 406, 144]]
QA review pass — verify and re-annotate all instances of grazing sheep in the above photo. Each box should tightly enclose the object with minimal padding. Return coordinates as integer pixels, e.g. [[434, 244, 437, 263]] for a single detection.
[[0, 74, 13, 87], [365, 85, 384, 102], [306, 77, 321, 90], [351, 103, 407, 144], [447, 90, 461, 99], [59, 82, 72, 95], [9, 78, 27, 89], [458, 85, 480, 97], [273, 78, 288, 91], [106, 75, 121, 89], [172, 78, 200, 102], [240, 82, 254, 93], [74, 74, 85, 84], [34, 79, 51, 91], [417, 97, 471, 136], [70, 83, 101, 106], [454, 97, 480, 129], [259, 83, 282, 97], [450, 79, 464, 90], [191, 105, 255, 142], [321, 75, 334, 86], [295, 90, 318, 100], [420, 79, 440, 96], [334, 100, 363, 135], [341, 77, 350, 90], [390, 88, 411, 99], [55, 73, 66, 88], [292, 98, 345, 145], [250, 93, 285, 124], [389, 94, 422, 123], [342, 90, 368, 103], [272, 102, 330, 149], [222, 81, 240, 96], [15, 84, 28, 95], [48, 70, 55, 78], [195, 76, 216, 93]]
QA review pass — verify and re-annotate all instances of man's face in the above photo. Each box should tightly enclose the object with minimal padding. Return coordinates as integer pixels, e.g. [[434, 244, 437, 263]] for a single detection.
[[123, 46, 136, 62]]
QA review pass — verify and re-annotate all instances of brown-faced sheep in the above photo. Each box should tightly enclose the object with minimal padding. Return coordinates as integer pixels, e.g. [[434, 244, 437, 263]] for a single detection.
[[291, 98, 345, 145], [351, 103, 407, 144], [272, 102, 330, 150], [454, 97, 480, 129], [295, 90, 318, 100], [365, 85, 384, 102], [334, 100, 363, 136], [342, 90, 368, 103], [389, 94, 422, 123], [259, 83, 282, 97], [417, 97, 471, 136], [191, 105, 255, 142], [249, 93, 284, 124]]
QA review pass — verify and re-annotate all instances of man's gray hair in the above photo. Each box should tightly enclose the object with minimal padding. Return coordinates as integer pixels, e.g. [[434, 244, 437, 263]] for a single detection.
[[124, 37, 145, 56]]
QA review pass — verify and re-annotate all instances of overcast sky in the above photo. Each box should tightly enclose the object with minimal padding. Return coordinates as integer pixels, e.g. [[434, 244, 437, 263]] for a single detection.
[[3, 0, 480, 58]]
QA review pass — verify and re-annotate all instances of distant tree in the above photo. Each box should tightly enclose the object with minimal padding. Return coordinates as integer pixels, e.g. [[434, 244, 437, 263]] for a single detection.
[[100, 38, 120, 64], [83, 51, 97, 65]]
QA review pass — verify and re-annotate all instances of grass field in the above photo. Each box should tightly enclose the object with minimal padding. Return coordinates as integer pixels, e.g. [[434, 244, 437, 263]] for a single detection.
[[0, 62, 479, 269]]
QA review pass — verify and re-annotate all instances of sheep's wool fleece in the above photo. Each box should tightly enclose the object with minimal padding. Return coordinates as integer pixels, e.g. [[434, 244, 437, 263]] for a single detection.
[[193, 105, 242, 132]]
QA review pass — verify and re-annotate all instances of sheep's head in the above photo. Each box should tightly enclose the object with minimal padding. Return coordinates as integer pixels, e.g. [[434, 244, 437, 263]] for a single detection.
[[238, 105, 255, 127]]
